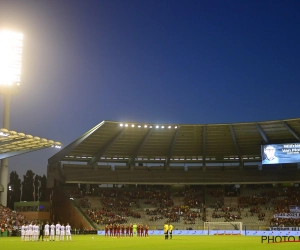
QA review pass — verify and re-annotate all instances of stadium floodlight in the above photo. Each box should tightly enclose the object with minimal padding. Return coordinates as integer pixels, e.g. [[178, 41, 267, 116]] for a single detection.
[[0, 30, 23, 207], [0, 30, 23, 94]]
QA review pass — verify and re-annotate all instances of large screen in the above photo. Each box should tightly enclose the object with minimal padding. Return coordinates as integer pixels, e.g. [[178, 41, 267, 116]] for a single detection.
[[261, 143, 300, 164]]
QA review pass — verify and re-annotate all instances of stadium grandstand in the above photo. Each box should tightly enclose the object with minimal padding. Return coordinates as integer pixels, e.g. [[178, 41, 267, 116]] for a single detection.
[[47, 118, 300, 231]]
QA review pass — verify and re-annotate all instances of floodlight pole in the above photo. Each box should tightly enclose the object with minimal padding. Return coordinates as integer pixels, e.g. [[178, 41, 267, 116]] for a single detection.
[[0, 94, 11, 206], [0, 30, 23, 206]]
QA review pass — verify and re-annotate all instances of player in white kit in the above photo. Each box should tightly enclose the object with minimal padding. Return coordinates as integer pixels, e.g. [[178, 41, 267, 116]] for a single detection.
[[55, 222, 61, 241], [60, 224, 65, 241], [50, 222, 55, 241], [28, 222, 33, 241], [60, 224, 66, 240], [21, 223, 25, 241], [66, 223, 72, 241], [44, 222, 50, 241], [24, 223, 29, 241], [34, 223, 39, 241]]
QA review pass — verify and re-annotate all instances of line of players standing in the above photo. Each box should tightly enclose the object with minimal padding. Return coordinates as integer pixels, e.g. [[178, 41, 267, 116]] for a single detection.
[[104, 223, 149, 237], [21, 222, 72, 241]]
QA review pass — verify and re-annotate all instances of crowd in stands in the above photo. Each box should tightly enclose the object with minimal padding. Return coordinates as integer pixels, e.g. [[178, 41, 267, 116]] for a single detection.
[[211, 206, 242, 222], [270, 218, 300, 227], [74, 187, 206, 226], [68, 185, 300, 229], [0, 205, 28, 235], [82, 190, 150, 225], [182, 189, 203, 208], [79, 198, 91, 208], [207, 188, 223, 198], [146, 205, 199, 224]]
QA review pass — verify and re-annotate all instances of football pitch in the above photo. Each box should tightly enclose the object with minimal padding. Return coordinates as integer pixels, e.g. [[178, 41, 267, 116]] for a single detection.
[[1, 235, 299, 250]]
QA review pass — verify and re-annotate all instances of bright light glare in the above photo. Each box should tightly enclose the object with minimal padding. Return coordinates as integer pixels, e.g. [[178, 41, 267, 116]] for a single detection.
[[0, 131, 9, 136], [0, 30, 23, 86]]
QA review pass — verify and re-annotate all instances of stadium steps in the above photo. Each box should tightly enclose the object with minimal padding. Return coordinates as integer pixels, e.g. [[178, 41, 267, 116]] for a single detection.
[[172, 196, 182, 206], [224, 197, 238, 207]]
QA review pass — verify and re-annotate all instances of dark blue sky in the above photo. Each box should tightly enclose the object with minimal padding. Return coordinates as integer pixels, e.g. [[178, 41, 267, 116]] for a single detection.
[[0, 0, 300, 177]]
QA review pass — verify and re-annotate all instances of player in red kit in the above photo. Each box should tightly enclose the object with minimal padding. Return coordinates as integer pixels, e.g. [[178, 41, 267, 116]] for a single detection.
[[116, 224, 121, 238], [140, 224, 144, 237], [145, 224, 149, 237], [113, 224, 117, 237], [125, 224, 129, 237], [121, 224, 125, 237], [129, 223, 133, 237], [105, 224, 109, 237], [137, 224, 141, 237], [109, 224, 113, 237]]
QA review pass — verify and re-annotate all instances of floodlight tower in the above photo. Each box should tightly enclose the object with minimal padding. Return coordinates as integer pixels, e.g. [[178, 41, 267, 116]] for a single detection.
[[0, 30, 23, 206]]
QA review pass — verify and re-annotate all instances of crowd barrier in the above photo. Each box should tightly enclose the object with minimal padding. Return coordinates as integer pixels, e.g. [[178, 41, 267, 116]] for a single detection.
[[97, 230, 300, 236]]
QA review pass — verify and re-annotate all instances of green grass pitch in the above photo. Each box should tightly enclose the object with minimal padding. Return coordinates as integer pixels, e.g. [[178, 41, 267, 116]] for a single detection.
[[1, 235, 299, 250]]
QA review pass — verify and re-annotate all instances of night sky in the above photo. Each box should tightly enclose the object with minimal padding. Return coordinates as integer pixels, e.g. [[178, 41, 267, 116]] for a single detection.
[[0, 0, 300, 177]]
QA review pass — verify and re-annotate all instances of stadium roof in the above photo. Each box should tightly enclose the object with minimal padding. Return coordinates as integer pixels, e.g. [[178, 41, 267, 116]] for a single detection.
[[48, 118, 300, 167], [0, 128, 62, 160]]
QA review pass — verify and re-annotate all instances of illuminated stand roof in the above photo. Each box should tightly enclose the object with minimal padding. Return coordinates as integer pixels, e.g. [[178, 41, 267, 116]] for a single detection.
[[48, 118, 300, 167], [0, 128, 61, 160]]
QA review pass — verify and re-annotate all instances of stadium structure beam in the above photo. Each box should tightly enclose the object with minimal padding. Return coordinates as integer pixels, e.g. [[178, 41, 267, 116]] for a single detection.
[[48, 121, 105, 164], [127, 128, 152, 167], [229, 124, 243, 167], [282, 121, 300, 141], [0, 148, 50, 160], [89, 128, 125, 166], [165, 126, 180, 167], [255, 123, 269, 143], [202, 125, 206, 168]]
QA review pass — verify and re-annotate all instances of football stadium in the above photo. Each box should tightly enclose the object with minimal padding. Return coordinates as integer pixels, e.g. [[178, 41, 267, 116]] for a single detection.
[[2, 119, 300, 250], [46, 119, 300, 234], [1, 2, 300, 250]]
